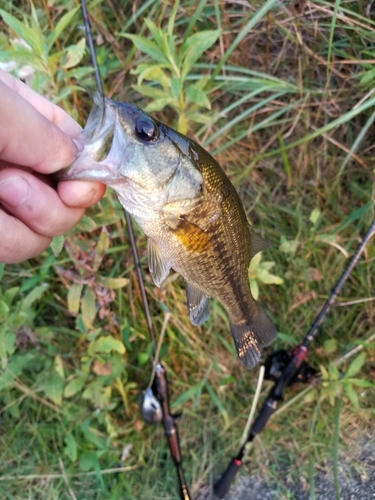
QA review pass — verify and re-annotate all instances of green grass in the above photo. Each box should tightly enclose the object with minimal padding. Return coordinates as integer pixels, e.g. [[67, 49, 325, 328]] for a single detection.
[[1, 1, 375, 499]]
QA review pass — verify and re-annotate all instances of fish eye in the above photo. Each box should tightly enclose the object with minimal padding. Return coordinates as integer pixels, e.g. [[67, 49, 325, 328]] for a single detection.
[[135, 118, 158, 142]]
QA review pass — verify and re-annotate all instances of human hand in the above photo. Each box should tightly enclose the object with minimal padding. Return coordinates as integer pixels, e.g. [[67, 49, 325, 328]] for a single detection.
[[0, 70, 106, 264]]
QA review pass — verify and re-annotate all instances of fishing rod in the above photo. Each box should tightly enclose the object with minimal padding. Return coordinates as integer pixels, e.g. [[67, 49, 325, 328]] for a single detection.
[[79, 2, 191, 499], [78, 3, 375, 499], [213, 217, 375, 498]]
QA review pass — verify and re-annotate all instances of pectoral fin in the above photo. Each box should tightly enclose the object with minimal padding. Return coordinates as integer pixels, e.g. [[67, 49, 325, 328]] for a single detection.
[[185, 281, 210, 326], [249, 228, 270, 259], [172, 218, 211, 253], [147, 239, 171, 287]]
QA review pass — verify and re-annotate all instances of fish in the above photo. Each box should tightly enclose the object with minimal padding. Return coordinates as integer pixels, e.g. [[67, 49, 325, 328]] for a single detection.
[[60, 93, 277, 369]]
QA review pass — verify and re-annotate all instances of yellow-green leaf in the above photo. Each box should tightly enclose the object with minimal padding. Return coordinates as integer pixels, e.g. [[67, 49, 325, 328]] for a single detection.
[[81, 287, 96, 328], [68, 283, 83, 315], [97, 277, 129, 289]]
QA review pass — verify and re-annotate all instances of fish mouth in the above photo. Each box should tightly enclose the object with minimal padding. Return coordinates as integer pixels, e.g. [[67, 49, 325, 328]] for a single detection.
[[56, 93, 131, 184]]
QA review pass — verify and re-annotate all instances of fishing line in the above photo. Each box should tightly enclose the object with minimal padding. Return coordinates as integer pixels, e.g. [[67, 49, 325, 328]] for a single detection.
[[78, 3, 375, 499]]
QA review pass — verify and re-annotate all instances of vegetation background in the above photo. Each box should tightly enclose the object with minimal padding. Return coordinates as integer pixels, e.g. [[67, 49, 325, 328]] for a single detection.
[[0, 1, 374, 499]]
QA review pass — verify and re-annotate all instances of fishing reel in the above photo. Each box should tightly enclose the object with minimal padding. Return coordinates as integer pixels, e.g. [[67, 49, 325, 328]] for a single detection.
[[264, 349, 317, 387], [140, 364, 181, 425], [140, 387, 163, 424]]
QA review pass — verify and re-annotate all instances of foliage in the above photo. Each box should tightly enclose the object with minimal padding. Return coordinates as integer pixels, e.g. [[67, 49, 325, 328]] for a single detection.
[[0, 1, 375, 499], [121, 1, 220, 133]]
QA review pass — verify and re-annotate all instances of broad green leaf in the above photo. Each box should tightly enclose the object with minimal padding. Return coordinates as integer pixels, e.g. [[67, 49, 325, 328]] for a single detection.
[[79, 451, 101, 473], [4, 287, 19, 307], [67, 283, 83, 315], [185, 84, 211, 109], [137, 351, 150, 365], [137, 65, 170, 88], [257, 269, 283, 285], [177, 113, 188, 134], [47, 8, 79, 51], [0, 326, 16, 369], [43, 371, 64, 406], [81, 287, 96, 328], [20, 284, 48, 312], [181, 30, 220, 77], [0, 300, 9, 316], [82, 382, 112, 411], [54, 355, 65, 380], [93, 335, 125, 354], [170, 77, 182, 99], [347, 378, 374, 388], [323, 338, 338, 354], [50, 235, 64, 255], [185, 111, 213, 125], [0, 263, 4, 281], [64, 375, 87, 398], [63, 38, 86, 69], [279, 237, 298, 256], [249, 279, 259, 300], [122, 34, 169, 65], [0, 10, 44, 56], [309, 208, 321, 225], [344, 383, 359, 409], [64, 433, 77, 463], [132, 84, 167, 100], [249, 252, 262, 272], [76, 215, 97, 232], [345, 353, 366, 378], [360, 68, 375, 86], [145, 97, 176, 112], [97, 276, 129, 289], [94, 228, 110, 270], [144, 18, 165, 50]]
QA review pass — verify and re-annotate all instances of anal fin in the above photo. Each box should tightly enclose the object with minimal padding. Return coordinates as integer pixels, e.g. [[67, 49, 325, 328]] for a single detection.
[[147, 239, 171, 287], [185, 281, 210, 326], [230, 304, 277, 369]]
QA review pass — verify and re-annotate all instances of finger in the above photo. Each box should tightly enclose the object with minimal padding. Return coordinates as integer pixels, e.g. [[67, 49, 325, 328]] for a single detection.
[[0, 81, 80, 173], [0, 69, 82, 137], [58, 180, 106, 208], [0, 210, 51, 264], [0, 169, 84, 237]]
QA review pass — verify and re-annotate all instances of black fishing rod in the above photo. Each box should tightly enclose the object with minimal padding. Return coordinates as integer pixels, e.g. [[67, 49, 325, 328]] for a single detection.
[[213, 218, 375, 498], [79, 2, 191, 499]]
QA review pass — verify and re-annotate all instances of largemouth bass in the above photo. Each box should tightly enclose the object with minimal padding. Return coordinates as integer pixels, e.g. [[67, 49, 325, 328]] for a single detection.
[[62, 93, 277, 369]]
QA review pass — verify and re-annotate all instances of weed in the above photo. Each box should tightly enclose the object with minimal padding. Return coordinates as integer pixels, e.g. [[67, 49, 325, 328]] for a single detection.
[[0, 1, 375, 499]]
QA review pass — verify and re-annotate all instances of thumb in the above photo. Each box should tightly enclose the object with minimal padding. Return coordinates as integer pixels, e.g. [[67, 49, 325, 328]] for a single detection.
[[0, 81, 80, 173]]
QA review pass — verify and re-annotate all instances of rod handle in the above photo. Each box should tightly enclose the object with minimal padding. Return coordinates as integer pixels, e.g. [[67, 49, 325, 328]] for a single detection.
[[213, 458, 242, 498]]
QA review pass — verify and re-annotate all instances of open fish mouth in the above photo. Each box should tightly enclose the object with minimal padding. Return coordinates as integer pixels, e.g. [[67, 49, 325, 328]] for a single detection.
[[57, 92, 130, 184]]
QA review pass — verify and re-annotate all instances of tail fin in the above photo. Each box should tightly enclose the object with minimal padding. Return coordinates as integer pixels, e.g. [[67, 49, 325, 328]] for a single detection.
[[229, 305, 277, 369]]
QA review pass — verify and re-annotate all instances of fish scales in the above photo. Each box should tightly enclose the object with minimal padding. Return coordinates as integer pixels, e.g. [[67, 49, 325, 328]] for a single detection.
[[60, 94, 277, 369]]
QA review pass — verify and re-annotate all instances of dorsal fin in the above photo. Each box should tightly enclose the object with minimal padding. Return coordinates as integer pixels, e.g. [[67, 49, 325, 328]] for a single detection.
[[249, 228, 270, 259]]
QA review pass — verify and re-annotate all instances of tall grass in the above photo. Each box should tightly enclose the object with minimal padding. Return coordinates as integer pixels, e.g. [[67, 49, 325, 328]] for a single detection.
[[0, 1, 374, 499]]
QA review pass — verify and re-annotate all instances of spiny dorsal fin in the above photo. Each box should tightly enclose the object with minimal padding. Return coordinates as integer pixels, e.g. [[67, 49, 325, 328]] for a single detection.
[[147, 239, 171, 287], [185, 281, 210, 326], [172, 218, 211, 253], [249, 228, 270, 259]]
